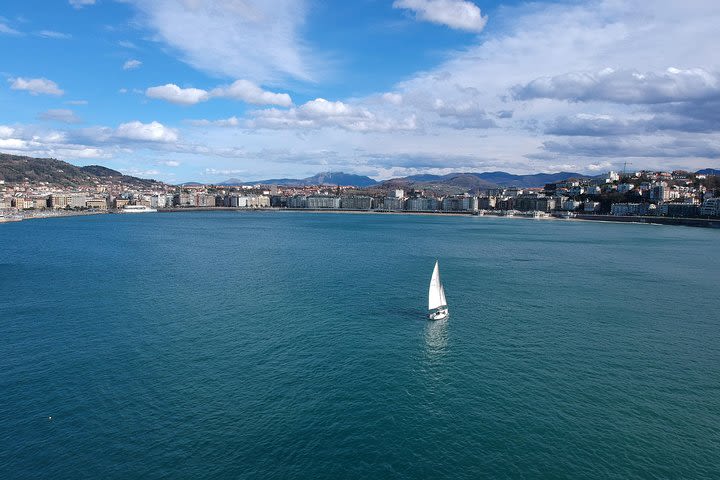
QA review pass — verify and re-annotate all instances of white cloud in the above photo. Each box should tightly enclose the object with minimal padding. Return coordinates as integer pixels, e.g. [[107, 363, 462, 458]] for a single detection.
[[146, 80, 291, 106], [118, 40, 137, 49], [124, 0, 314, 82], [124, 168, 161, 177], [210, 80, 292, 107], [38, 30, 71, 39], [0, 125, 16, 138], [514, 67, 720, 104], [39, 109, 82, 124], [69, 0, 95, 9], [393, 0, 487, 32], [115, 121, 178, 143], [159, 160, 181, 167], [65, 100, 88, 105], [188, 117, 241, 127], [9, 77, 64, 96], [0, 22, 21, 35], [249, 98, 418, 132], [145, 84, 209, 105], [123, 59, 142, 70]]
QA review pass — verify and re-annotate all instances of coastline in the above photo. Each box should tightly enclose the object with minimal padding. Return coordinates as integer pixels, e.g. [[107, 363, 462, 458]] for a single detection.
[[3, 207, 719, 229], [0, 210, 108, 223]]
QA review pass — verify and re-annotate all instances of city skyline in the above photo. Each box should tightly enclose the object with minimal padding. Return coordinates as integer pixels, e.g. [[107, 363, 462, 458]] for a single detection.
[[1, 0, 719, 183]]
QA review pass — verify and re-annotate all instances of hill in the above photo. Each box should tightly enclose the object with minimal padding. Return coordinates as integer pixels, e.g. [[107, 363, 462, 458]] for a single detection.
[[218, 171, 377, 187], [0, 153, 164, 188], [378, 171, 588, 193]]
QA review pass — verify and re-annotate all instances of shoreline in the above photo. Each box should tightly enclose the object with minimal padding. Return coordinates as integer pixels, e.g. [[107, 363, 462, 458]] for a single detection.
[[3, 207, 719, 229], [0, 210, 107, 223], [158, 207, 720, 228]]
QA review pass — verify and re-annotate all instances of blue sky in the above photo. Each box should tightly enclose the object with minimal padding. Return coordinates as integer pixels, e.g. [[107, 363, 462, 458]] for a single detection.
[[1, 0, 719, 183]]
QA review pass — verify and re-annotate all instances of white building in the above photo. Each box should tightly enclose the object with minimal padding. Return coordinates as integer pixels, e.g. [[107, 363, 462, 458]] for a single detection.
[[701, 198, 720, 216]]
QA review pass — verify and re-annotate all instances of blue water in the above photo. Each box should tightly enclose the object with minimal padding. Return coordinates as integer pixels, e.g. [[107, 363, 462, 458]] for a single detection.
[[1, 211, 719, 479]]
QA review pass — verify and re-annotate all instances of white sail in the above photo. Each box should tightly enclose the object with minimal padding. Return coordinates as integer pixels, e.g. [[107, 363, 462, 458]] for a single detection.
[[428, 261, 446, 311]]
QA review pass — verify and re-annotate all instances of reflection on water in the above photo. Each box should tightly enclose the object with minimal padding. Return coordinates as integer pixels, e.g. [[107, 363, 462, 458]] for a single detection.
[[424, 317, 448, 355]]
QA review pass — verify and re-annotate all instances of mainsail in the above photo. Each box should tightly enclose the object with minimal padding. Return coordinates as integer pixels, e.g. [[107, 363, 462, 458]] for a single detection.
[[428, 261, 446, 311]]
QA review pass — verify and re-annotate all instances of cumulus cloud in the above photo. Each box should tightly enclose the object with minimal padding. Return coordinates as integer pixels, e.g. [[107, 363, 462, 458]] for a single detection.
[[115, 121, 178, 143], [10, 77, 64, 96], [159, 160, 181, 167], [124, 0, 314, 82], [210, 80, 292, 107], [0, 125, 16, 138], [146, 84, 209, 105], [123, 59, 142, 70], [39, 109, 82, 124], [249, 98, 417, 132], [146, 80, 291, 106], [514, 67, 720, 104], [393, 0, 487, 32]]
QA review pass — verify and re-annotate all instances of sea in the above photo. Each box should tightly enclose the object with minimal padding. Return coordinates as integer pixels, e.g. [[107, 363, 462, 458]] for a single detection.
[[1, 211, 719, 479]]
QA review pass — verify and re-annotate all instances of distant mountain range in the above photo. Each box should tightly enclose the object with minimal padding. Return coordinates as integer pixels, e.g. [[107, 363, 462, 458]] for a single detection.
[[0, 153, 164, 188], [3, 153, 717, 191], [217, 172, 378, 187], [215, 170, 590, 189], [378, 171, 590, 191]]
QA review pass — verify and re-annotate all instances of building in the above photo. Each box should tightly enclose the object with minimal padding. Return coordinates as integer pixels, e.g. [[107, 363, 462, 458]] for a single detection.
[[515, 195, 556, 212], [307, 196, 340, 209], [50, 194, 71, 209], [406, 197, 439, 211], [650, 183, 670, 202], [381, 196, 404, 211], [85, 198, 107, 210], [611, 203, 653, 216], [658, 203, 700, 217], [287, 195, 307, 208], [562, 200, 581, 211], [13, 197, 35, 209], [477, 196, 496, 210], [33, 197, 48, 209], [441, 196, 476, 212], [173, 193, 194, 207], [150, 195, 167, 208], [584, 201, 601, 212], [701, 198, 720, 217], [340, 196, 373, 210], [69, 194, 87, 209]]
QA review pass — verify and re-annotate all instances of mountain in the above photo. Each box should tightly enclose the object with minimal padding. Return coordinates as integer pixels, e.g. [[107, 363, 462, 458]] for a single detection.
[[0, 152, 164, 188], [697, 168, 720, 176], [379, 171, 588, 192], [218, 171, 377, 187], [473, 171, 589, 187]]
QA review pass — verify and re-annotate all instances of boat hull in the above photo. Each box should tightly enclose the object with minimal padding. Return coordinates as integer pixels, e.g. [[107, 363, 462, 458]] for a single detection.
[[428, 308, 449, 321]]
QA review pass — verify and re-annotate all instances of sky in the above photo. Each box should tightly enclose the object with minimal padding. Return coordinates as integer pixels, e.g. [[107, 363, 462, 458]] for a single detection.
[[1, 0, 719, 183]]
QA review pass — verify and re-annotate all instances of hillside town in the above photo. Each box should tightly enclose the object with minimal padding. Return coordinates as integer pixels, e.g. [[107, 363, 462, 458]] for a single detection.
[[2, 167, 719, 224]]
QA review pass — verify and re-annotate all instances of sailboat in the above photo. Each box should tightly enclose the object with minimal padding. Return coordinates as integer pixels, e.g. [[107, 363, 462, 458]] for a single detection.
[[428, 260, 449, 321]]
